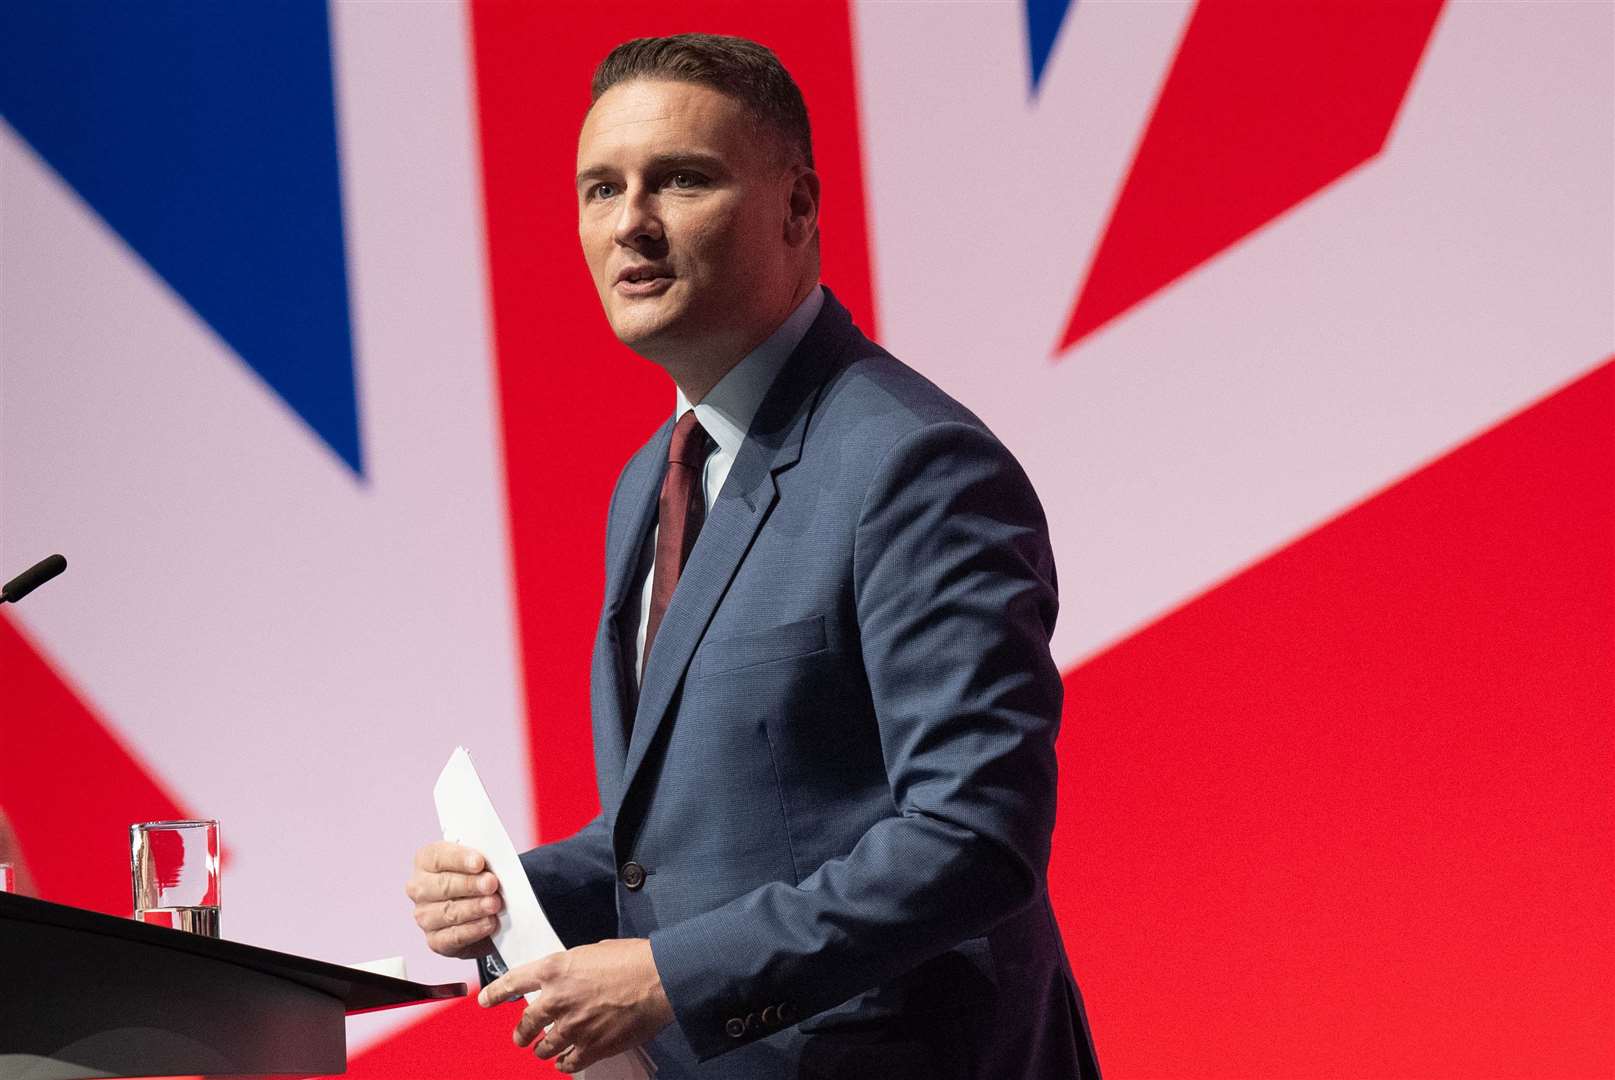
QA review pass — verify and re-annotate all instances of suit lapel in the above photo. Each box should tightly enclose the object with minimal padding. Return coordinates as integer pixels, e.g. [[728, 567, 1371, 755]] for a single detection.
[[594, 421, 670, 788], [615, 293, 855, 819], [616, 428, 785, 806]]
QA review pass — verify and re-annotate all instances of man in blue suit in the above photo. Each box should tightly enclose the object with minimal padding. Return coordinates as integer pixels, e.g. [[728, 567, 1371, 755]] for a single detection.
[[408, 34, 1099, 1078]]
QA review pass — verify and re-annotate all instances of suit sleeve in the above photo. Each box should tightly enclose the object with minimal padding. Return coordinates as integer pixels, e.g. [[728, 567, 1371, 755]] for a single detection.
[[517, 812, 620, 948], [648, 420, 1063, 1060]]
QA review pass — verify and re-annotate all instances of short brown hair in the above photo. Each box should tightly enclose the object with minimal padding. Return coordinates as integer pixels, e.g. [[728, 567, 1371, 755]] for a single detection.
[[591, 33, 814, 169]]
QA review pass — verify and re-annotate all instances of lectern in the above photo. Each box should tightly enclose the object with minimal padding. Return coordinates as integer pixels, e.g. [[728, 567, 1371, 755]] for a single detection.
[[0, 892, 465, 1079]]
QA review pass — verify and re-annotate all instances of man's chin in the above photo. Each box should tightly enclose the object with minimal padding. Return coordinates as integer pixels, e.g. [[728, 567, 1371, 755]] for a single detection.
[[610, 309, 685, 356]]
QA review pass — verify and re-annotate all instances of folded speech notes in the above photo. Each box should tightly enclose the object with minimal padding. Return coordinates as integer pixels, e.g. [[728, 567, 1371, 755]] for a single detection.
[[434, 746, 655, 1079]]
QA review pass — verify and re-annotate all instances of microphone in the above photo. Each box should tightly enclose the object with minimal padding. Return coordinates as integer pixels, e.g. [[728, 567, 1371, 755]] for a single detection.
[[1, 554, 67, 604]]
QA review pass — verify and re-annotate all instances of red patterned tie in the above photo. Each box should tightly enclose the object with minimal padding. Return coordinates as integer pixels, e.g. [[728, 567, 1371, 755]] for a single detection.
[[642, 410, 713, 674]]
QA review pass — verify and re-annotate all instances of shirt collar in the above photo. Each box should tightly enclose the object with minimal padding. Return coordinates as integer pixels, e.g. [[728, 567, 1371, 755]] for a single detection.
[[674, 285, 824, 460]]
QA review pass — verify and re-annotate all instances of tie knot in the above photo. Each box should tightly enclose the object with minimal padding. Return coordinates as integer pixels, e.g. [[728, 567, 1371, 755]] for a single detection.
[[669, 410, 713, 468]]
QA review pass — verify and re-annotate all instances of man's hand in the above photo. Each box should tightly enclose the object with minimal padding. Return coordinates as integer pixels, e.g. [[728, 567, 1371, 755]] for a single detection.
[[405, 841, 503, 958], [478, 937, 674, 1074]]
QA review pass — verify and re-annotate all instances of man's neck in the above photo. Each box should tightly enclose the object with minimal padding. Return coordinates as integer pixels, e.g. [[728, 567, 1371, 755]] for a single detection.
[[660, 275, 819, 405]]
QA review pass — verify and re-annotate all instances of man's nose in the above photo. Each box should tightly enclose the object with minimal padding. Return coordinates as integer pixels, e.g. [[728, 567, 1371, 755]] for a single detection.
[[613, 187, 663, 248]]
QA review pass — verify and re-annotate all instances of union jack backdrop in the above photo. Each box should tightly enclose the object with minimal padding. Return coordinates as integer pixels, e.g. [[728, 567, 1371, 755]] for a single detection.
[[2, 2, 1611, 1076]]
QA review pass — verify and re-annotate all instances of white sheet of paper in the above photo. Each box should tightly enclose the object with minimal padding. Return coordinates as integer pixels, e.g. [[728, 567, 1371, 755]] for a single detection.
[[433, 746, 655, 1079], [346, 955, 408, 980]]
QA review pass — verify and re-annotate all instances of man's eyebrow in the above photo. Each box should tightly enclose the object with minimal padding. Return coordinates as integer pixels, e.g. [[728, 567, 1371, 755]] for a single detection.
[[575, 165, 614, 190], [644, 152, 726, 174], [575, 153, 727, 190]]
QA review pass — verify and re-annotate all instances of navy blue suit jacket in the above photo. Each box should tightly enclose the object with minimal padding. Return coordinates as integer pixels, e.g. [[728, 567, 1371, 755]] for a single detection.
[[520, 289, 1100, 1079]]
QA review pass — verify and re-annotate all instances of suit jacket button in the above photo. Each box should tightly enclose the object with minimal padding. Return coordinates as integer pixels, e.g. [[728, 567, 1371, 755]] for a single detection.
[[619, 861, 646, 890], [779, 1001, 796, 1022], [725, 1017, 746, 1039], [761, 1005, 780, 1026]]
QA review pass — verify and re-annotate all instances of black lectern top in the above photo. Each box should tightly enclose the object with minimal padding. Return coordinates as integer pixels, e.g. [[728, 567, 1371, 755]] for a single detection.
[[0, 891, 465, 1014]]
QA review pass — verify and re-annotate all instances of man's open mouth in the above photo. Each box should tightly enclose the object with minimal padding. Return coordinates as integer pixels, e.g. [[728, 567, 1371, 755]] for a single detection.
[[617, 266, 672, 285]]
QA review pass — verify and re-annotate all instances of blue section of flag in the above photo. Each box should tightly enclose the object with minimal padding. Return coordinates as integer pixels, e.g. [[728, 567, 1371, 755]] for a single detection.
[[1, 1, 363, 475], [1025, 0, 1075, 95]]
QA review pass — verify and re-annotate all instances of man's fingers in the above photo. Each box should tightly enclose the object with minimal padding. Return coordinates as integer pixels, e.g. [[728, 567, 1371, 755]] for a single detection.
[[451, 916, 496, 949], [407, 843, 499, 959], [405, 870, 499, 904], [426, 916, 497, 956], [533, 1028, 572, 1061], [414, 892, 503, 931], [515, 1007, 559, 1048], [414, 841, 486, 875], [554, 1039, 605, 1075], [478, 955, 562, 1007], [478, 959, 549, 1009]]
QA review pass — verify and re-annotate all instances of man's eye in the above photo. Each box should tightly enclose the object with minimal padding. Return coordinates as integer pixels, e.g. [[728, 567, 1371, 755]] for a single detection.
[[590, 182, 618, 200], [667, 172, 703, 190]]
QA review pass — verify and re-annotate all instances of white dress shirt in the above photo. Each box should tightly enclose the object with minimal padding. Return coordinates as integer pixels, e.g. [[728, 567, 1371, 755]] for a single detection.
[[634, 285, 825, 682]]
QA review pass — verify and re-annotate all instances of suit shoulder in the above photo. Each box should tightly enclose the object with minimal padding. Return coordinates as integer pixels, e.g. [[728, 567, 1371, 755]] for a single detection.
[[810, 341, 1004, 465], [797, 333, 1050, 548]]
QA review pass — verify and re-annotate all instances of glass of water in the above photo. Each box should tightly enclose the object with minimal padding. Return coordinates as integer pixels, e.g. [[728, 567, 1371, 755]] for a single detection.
[[131, 819, 220, 937]]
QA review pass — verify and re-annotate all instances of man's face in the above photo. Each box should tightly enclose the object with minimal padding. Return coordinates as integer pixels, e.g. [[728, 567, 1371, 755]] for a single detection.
[[576, 78, 803, 365]]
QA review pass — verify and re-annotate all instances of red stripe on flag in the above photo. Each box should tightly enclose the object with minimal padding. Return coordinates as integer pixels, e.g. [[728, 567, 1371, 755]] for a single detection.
[[0, 615, 193, 915], [1054, 358, 1615, 1076], [1058, 0, 1445, 351], [340, 997, 518, 1078]]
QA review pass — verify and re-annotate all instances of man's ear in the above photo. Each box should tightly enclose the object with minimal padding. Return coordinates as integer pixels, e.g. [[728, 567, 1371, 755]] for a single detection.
[[785, 167, 821, 248]]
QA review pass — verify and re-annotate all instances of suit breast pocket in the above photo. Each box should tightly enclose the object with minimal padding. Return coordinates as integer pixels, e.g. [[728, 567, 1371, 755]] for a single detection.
[[692, 615, 827, 678]]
